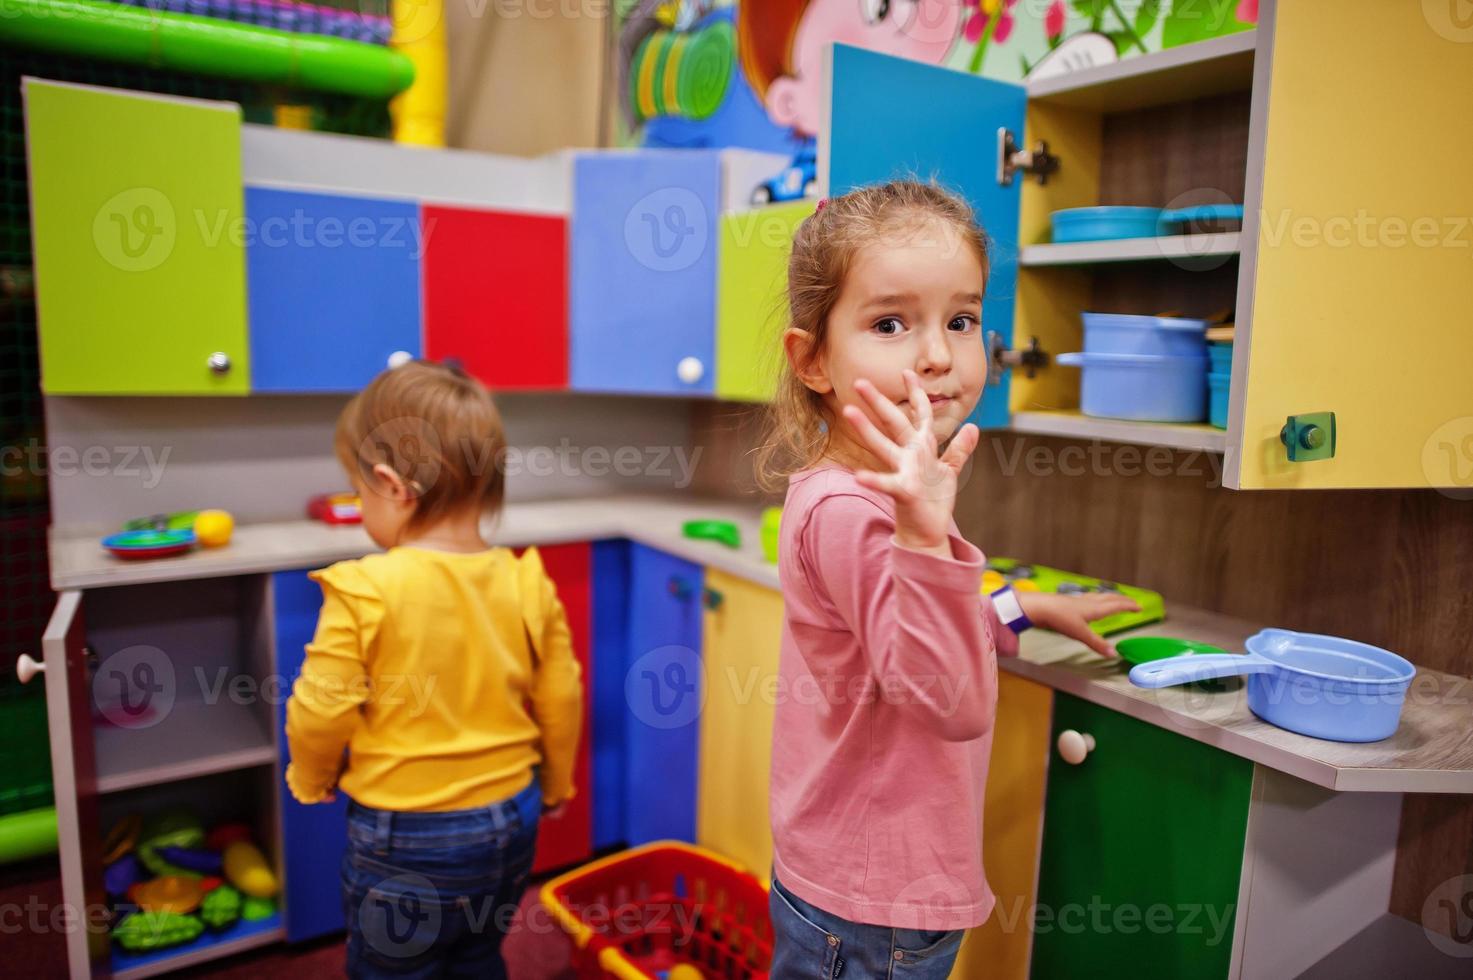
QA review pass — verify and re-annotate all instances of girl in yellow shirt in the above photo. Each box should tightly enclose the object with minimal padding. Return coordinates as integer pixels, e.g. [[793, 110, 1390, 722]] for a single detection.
[[285, 360, 583, 978]]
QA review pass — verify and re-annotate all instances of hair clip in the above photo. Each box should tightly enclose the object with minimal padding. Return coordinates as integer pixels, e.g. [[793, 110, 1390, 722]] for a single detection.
[[815, 197, 827, 212]]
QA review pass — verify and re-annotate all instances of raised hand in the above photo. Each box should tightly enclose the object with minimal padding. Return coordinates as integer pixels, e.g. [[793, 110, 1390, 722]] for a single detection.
[[842, 370, 981, 556]]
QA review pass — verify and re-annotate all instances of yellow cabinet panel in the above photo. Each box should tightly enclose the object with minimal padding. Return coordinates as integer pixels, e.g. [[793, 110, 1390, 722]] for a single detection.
[[1233, 0, 1473, 488], [715, 202, 815, 402], [953, 671, 1052, 980], [696, 569, 784, 876]]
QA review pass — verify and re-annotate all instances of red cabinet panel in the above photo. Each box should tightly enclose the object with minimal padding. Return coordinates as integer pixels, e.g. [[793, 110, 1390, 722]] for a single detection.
[[423, 205, 568, 389], [527, 542, 593, 872]]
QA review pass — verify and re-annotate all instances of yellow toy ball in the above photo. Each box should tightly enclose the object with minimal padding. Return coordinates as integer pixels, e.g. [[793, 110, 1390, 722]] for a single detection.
[[668, 966, 705, 980], [193, 509, 234, 548]]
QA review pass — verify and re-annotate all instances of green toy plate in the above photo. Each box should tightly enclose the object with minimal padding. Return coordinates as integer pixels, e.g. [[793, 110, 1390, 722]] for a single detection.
[[682, 519, 741, 550], [1116, 636, 1226, 666]]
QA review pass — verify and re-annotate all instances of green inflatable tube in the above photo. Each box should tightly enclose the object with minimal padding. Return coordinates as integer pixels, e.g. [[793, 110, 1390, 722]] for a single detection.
[[0, 0, 415, 99], [0, 807, 58, 864]]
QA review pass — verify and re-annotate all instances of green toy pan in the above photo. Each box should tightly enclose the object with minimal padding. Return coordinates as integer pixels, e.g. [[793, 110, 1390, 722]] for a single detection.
[[1116, 636, 1226, 666]]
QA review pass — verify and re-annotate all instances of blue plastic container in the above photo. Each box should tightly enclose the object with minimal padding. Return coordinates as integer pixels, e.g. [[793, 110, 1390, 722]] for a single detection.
[[1082, 313, 1209, 357], [1057, 351, 1207, 423], [1050, 204, 1245, 243], [1208, 371, 1231, 429], [1208, 341, 1234, 374], [1129, 628, 1415, 743]]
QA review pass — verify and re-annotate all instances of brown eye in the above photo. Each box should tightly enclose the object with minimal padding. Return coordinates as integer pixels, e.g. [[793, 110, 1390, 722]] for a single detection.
[[874, 317, 903, 335], [949, 315, 977, 332]]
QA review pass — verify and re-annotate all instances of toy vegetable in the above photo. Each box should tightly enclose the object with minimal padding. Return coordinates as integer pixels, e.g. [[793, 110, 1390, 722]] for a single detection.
[[137, 810, 205, 878], [199, 884, 242, 930], [104, 854, 143, 898], [222, 840, 278, 898], [157, 845, 224, 875], [112, 909, 203, 951], [242, 895, 276, 921], [205, 822, 252, 851], [129, 876, 206, 914]]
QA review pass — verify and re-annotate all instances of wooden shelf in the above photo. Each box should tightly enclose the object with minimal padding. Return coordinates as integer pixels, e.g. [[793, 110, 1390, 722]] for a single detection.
[[1027, 31, 1256, 112], [1020, 232, 1241, 267], [1011, 410, 1227, 454], [95, 698, 275, 795]]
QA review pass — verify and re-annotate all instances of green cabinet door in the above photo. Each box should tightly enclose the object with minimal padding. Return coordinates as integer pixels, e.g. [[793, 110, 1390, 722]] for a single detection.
[[1032, 694, 1252, 979], [24, 80, 250, 395]]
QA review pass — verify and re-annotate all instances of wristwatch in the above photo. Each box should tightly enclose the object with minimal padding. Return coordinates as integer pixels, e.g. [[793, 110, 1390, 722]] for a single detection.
[[989, 585, 1033, 634]]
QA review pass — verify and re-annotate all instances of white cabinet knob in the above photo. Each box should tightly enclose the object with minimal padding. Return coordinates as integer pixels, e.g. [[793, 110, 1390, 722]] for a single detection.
[[207, 352, 232, 374], [387, 350, 413, 369], [676, 356, 704, 384], [16, 653, 43, 684], [1057, 729, 1096, 765]]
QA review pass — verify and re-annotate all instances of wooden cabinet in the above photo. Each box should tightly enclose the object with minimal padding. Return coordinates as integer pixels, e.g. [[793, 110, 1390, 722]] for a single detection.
[[1228, 0, 1473, 489], [695, 570, 782, 875], [25, 80, 251, 396], [621, 543, 704, 845], [423, 204, 569, 389], [569, 151, 720, 396], [246, 188, 421, 393], [1031, 693, 1252, 978]]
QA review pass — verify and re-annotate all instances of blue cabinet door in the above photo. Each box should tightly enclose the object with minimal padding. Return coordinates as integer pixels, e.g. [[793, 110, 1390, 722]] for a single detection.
[[826, 45, 1025, 430], [272, 569, 349, 942], [247, 188, 421, 392], [570, 151, 719, 395], [591, 540, 631, 850], [623, 543, 703, 844]]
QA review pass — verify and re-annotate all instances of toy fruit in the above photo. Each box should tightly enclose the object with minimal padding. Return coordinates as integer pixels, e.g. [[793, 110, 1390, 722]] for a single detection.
[[137, 810, 205, 878], [199, 884, 242, 930], [223, 840, 278, 898], [668, 966, 705, 980], [112, 909, 203, 951], [205, 822, 253, 851], [193, 509, 234, 547], [241, 895, 276, 921], [130, 875, 206, 914], [158, 845, 223, 875], [104, 854, 143, 898]]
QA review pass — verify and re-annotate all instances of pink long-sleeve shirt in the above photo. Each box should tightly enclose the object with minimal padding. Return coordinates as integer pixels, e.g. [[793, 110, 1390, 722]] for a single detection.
[[770, 465, 1018, 930]]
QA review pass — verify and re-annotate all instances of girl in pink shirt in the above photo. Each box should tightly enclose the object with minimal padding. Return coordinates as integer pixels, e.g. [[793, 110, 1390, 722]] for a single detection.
[[757, 181, 1136, 977]]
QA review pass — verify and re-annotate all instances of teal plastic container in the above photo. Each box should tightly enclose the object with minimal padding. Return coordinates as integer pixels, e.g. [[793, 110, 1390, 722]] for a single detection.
[[1208, 341, 1234, 374], [1208, 371, 1231, 429]]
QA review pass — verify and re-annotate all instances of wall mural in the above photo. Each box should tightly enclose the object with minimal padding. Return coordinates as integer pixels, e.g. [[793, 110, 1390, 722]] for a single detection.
[[615, 0, 1256, 200]]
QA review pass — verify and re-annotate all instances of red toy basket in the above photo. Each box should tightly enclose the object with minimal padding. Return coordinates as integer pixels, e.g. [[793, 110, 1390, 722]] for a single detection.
[[541, 841, 773, 979]]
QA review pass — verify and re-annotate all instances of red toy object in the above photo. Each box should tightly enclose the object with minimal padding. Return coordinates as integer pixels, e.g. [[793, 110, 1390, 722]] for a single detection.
[[541, 842, 771, 979], [205, 822, 253, 851], [307, 492, 362, 525]]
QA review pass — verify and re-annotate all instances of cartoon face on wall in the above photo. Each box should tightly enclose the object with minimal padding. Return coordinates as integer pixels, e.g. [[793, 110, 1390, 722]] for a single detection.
[[738, 0, 961, 138]]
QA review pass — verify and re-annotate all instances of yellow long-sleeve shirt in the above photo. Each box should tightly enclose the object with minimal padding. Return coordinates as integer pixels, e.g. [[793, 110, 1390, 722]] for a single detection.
[[284, 545, 583, 812]]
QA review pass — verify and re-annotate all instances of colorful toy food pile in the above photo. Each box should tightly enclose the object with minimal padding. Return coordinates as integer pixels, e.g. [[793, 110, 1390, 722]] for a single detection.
[[103, 809, 279, 953]]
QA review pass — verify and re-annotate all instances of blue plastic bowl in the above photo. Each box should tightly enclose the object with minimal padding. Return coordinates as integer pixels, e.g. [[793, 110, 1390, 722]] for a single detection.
[[1057, 351, 1208, 423], [1208, 371, 1231, 429], [1208, 341, 1234, 375], [1051, 206, 1162, 243], [1082, 313, 1209, 357]]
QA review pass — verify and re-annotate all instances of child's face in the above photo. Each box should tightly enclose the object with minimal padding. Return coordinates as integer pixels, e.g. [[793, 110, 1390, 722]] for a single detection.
[[353, 467, 416, 549], [803, 220, 987, 459], [765, 0, 961, 136]]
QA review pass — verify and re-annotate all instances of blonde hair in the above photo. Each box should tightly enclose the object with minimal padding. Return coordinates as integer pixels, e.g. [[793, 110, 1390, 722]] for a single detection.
[[334, 360, 506, 532], [755, 180, 990, 491]]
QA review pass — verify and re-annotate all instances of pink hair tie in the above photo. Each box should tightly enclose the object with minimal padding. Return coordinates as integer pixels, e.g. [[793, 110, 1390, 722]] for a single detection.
[[815, 197, 827, 212]]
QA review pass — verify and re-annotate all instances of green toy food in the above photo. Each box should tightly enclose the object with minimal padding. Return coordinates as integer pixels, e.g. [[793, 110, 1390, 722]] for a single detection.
[[241, 895, 276, 921], [137, 810, 205, 878], [199, 884, 243, 930], [112, 909, 204, 951], [223, 840, 278, 898]]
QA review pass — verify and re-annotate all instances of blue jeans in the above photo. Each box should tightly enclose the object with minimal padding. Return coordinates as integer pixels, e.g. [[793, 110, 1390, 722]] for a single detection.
[[341, 781, 541, 979], [769, 874, 965, 979]]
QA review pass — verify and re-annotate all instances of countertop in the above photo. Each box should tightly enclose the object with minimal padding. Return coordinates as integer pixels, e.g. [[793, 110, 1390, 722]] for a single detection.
[[49, 494, 1473, 794]]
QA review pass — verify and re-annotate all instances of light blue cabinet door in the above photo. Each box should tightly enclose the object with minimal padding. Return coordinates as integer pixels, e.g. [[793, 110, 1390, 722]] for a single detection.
[[247, 188, 421, 392], [826, 45, 1025, 429], [570, 151, 719, 395]]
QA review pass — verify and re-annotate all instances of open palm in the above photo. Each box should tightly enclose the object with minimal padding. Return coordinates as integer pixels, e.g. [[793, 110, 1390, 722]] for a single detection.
[[842, 370, 980, 553]]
